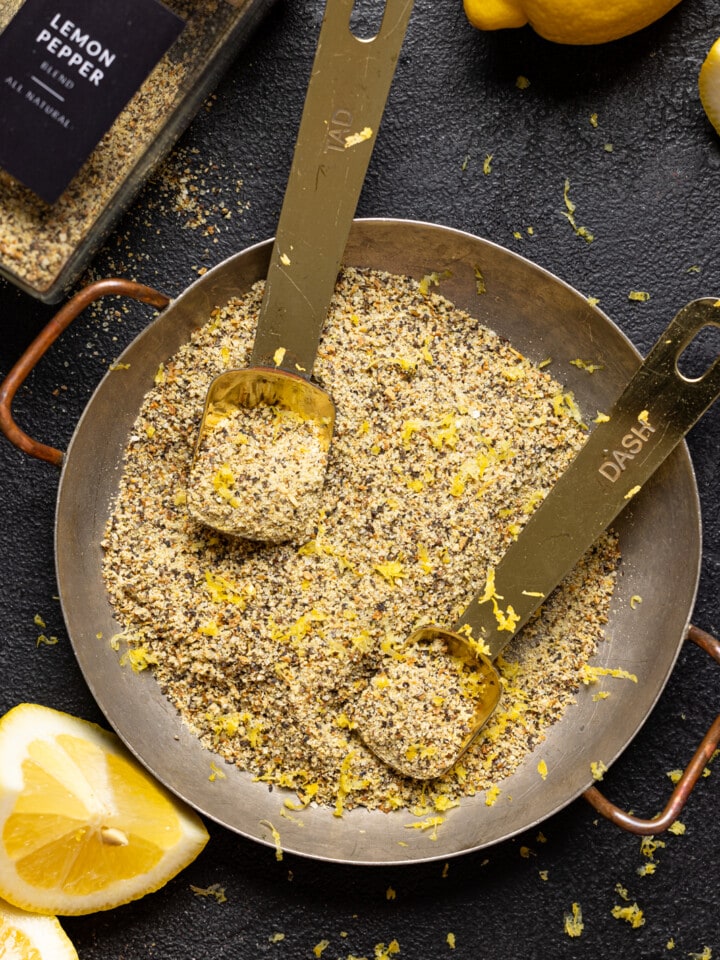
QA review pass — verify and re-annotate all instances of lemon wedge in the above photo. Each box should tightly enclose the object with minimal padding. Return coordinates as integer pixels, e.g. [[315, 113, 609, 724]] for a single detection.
[[700, 37, 720, 136], [1, 897, 78, 959], [0, 703, 209, 916], [463, 0, 683, 45]]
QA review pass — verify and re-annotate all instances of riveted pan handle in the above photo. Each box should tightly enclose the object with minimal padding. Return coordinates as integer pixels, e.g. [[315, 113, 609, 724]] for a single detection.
[[583, 625, 720, 835], [0, 278, 170, 467]]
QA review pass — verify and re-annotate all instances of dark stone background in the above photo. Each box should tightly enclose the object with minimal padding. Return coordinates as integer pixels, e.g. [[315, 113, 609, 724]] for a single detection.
[[1, 0, 720, 957]]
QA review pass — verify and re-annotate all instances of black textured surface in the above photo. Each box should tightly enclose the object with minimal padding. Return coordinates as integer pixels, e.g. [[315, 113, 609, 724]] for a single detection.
[[2, 1, 720, 957]]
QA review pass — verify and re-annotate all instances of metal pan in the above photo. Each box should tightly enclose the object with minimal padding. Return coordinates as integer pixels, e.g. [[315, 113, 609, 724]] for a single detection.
[[2, 219, 718, 865]]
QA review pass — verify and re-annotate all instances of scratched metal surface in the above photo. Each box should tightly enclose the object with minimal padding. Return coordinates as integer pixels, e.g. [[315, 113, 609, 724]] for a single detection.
[[2, 0, 720, 956]]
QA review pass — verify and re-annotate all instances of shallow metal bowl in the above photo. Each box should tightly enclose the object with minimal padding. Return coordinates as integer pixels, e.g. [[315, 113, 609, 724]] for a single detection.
[[56, 219, 700, 864]]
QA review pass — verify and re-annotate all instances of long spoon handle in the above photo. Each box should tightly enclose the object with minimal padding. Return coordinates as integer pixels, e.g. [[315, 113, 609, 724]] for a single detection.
[[249, 0, 414, 373], [454, 299, 720, 660]]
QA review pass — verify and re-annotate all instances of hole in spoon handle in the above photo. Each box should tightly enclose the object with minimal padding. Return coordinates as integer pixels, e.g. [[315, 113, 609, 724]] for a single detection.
[[592, 298, 720, 477]]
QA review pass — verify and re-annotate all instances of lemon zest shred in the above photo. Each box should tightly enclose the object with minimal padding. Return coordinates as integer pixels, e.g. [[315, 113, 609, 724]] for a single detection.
[[36, 633, 59, 647], [374, 941, 401, 960], [418, 270, 451, 297], [582, 664, 638, 685], [204, 570, 249, 607], [640, 835, 666, 860], [260, 819, 283, 860], [476, 565, 520, 632], [209, 761, 226, 782], [484, 785, 500, 807], [564, 902, 584, 938], [563, 179, 594, 243], [119, 644, 158, 672], [190, 883, 227, 903], [590, 760, 607, 781], [569, 358, 604, 373], [373, 560, 405, 583], [334, 752, 370, 818], [344, 126, 373, 147], [404, 816, 446, 839], [611, 902, 645, 928]]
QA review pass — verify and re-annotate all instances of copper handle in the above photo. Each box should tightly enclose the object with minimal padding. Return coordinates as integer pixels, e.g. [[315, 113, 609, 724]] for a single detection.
[[0, 278, 170, 467], [583, 624, 720, 835]]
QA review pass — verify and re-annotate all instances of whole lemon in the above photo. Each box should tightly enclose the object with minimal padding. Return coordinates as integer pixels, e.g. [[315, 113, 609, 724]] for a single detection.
[[699, 37, 720, 136], [463, 0, 684, 45]]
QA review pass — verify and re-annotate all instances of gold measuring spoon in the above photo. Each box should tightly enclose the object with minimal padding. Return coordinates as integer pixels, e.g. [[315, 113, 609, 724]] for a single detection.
[[187, 0, 414, 543], [355, 298, 720, 779]]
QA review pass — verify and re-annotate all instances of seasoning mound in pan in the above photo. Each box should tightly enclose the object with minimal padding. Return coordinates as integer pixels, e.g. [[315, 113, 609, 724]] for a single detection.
[[101, 266, 620, 815]]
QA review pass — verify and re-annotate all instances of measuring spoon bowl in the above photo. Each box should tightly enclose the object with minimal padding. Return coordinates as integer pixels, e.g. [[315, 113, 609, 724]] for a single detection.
[[354, 625, 501, 780], [187, 368, 335, 541]]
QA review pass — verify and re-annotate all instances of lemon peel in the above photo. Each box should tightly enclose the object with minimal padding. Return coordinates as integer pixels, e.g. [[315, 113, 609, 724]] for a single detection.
[[0, 703, 208, 916], [463, 0, 683, 45], [700, 37, 720, 137]]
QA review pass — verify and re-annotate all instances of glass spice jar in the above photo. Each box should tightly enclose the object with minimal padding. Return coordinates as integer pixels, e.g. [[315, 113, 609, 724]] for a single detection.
[[0, 0, 275, 302]]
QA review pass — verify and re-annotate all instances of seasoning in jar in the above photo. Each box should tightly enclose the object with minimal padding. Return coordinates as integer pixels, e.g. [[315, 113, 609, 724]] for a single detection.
[[0, 0, 273, 301]]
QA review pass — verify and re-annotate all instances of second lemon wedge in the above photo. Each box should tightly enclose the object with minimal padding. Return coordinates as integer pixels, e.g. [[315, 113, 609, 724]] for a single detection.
[[0, 897, 78, 959]]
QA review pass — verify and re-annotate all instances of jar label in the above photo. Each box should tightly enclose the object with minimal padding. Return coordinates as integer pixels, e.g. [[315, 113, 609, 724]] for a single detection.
[[0, 0, 185, 204]]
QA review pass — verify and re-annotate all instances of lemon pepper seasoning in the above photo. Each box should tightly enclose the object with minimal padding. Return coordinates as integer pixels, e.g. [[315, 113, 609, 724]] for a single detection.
[[102, 267, 619, 814]]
